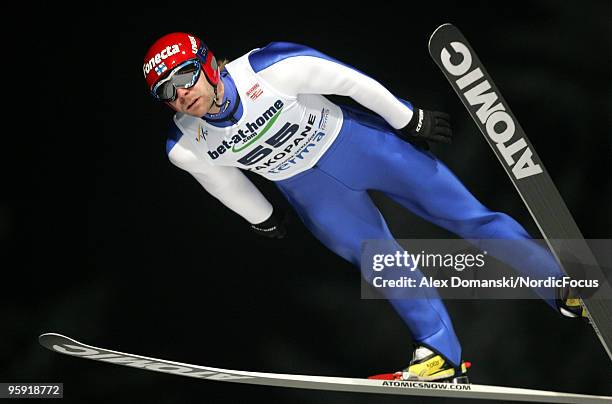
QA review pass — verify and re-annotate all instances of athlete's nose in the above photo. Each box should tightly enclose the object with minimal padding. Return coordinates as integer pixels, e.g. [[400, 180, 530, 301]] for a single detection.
[[176, 86, 191, 99]]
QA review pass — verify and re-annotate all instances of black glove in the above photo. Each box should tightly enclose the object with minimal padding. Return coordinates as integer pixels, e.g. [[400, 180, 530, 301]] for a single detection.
[[250, 209, 287, 239], [398, 108, 452, 144]]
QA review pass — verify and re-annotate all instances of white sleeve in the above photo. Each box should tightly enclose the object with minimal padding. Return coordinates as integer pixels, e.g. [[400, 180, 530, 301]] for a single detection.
[[257, 53, 414, 129], [168, 145, 273, 224]]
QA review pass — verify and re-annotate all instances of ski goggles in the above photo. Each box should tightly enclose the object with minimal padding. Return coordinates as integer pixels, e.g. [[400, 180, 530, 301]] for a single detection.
[[151, 59, 201, 102]]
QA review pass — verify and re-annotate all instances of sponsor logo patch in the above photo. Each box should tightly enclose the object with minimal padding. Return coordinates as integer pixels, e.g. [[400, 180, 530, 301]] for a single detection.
[[246, 83, 264, 101]]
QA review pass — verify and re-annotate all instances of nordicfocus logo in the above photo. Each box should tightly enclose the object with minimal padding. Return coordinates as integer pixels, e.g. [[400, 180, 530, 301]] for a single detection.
[[143, 44, 181, 78], [439, 42, 543, 180], [50, 342, 253, 381], [207, 100, 284, 160]]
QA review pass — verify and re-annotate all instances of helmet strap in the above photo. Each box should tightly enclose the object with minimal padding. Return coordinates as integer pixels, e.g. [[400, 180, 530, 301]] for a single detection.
[[208, 83, 224, 111], [213, 83, 224, 107]]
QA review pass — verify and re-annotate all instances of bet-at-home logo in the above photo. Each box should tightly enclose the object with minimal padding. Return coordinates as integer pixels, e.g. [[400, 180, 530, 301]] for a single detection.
[[207, 100, 284, 159]]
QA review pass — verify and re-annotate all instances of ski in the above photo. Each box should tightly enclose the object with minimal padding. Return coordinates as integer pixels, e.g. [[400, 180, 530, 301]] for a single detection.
[[39, 333, 610, 403], [428, 23, 612, 361]]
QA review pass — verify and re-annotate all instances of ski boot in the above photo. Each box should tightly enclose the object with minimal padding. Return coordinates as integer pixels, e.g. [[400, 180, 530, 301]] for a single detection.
[[369, 345, 471, 383], [557, 285, 589, 322]]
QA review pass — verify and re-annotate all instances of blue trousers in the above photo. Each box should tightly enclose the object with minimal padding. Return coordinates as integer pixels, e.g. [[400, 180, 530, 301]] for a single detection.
[[276, 105, 564, 366]]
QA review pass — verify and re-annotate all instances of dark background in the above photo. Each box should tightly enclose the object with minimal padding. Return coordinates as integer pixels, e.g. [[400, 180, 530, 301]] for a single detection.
[[3, 1, 611, 403]]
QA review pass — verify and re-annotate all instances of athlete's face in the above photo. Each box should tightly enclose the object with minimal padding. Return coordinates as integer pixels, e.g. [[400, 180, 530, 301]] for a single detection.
[[166, 72, 223, 117]]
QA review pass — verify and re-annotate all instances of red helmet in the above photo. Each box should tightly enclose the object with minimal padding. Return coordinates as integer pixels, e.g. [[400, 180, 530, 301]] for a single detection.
[[143, 32, 219, 90]]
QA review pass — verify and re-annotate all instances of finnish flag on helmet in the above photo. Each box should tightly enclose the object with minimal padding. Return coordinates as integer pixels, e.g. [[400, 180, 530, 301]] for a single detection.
[[155, 63, 168, 76]]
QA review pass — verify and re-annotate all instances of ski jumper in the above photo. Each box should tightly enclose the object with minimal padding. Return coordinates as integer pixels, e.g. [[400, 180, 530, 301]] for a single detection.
[[166, 42, 565, 366]]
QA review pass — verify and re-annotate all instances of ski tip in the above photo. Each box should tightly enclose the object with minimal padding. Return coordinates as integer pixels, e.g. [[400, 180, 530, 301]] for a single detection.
[[39, 332, 67, 341], [39, 332, 64, 338], [435, 22, 455, 30], [428, 23, 456, 47], [38, 333, 77, 350]]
